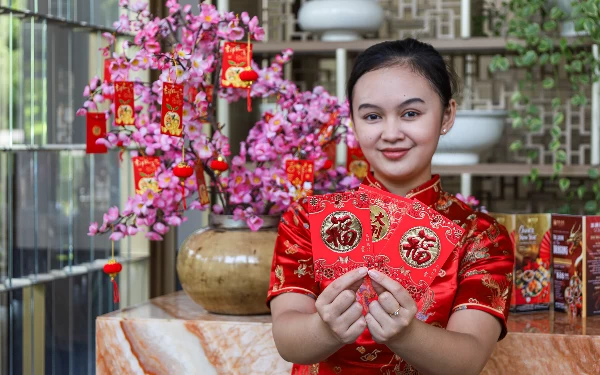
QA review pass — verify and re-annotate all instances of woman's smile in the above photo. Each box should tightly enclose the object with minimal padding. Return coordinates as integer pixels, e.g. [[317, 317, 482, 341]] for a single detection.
[[379, 147, 411, 161]]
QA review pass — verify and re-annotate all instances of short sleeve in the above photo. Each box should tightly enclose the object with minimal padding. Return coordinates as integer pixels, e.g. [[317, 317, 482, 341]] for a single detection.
[[266, 202, 320, 307], [451, 217, 515, 340]]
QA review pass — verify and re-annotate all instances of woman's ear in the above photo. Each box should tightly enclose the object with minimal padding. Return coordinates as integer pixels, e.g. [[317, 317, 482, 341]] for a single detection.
[[440, 99, 457, 135]]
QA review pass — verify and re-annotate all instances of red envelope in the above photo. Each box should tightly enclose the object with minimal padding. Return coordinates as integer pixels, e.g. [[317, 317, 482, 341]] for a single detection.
[[305, 190, 374, 312], [359, 185, 464, 302], [305, 190, 372, 282]]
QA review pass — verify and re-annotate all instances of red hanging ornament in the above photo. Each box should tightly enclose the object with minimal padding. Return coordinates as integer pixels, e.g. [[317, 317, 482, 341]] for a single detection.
[[173, 161, 194, 210], [210, 157, 229, 174], [103, 236, 123, 304], [239, 69, 258, 82]]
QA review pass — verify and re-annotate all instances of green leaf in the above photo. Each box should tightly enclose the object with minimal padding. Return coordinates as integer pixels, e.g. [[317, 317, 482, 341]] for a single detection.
[[550, 52, 561, 65], [539, 53, 550, 65], [549, 139, 561, 151], [559, 38, 568, 52], [238, 62, 246, 67], [559, 177, 571, 192], [511, 91, 523, 104], [509, 110, 520, 119], [557, 150, 567, 162], [572, 60, 583, 72], [589, 168, 600, 179], [166, 103, 173, 110], [552, 97, 562, 109], [522, 50, 538, 66], [527, 150, 539, 160], [527, 104, 539, 115], [530, 167, 540, 181], [530, 118, 543, 132], [509, 140, 523, 151], [593, 182, 600, 193], [551, 125, 562, 138], [578, 185, 587, 199], [585, 18, 598, 34], [506, 41, 521, 51], [228, 60, 236, 65], [553, 162, 564, 174], [496, 57, 510, 71], [543, 77, 555, 89], [580, 75, 591, 85], [553, 112, 565, 126], [543, 20, 558, 32], [551, 6, 564, 20], [585, 200, 598, 213], [512, 117, 524, 128]]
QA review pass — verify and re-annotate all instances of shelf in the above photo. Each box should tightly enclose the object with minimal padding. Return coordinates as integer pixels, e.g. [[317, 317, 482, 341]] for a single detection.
[[253, 37, 511, 55], [432, 163, 594, 177]]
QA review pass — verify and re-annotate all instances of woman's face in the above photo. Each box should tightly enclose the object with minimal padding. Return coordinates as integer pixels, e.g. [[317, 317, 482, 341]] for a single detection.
[[351, 64, 455, 187]]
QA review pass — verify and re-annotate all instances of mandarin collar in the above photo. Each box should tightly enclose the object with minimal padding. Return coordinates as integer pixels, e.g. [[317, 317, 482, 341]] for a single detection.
[[361, 171, 442, 206]]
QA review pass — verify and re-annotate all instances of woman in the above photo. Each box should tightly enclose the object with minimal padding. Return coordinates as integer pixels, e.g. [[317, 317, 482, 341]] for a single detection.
[[267, 38, 514, 375]]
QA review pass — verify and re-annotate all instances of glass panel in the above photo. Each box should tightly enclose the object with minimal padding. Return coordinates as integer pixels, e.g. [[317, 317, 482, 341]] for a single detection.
[[52, 276, 71, 374], [47, 24, 72, 145], [9, 289, 24, 375], [0, 291, 7, 375], [14, 152, 37, 278]]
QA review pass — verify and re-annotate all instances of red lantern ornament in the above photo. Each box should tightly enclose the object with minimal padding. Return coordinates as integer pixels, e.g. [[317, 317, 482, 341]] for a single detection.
[[210, 156, 229, 175], [239, 69, 259, 82], [173, 161, 194, 210], [103, 237, 123, 304]]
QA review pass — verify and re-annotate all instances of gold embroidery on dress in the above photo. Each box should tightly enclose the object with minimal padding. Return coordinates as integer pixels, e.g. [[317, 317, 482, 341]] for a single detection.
[[482, 274, 510, 312], [360, 349, 382, 362], [333, 366, 342, 374], [310, 364, 319, 375], [416, 288, 435, 322], [380, 355, 420, 375], [462, 269, 489, 278], [469, 297, 480, 304], [284, 240, 299, 254], [434, 193, 453, 211], [295, 258, 314, 278], [356, 346, 366, 354], [273, 265, 285, 291], [459, 237, 490, 277], [487, 222, 501, 246]]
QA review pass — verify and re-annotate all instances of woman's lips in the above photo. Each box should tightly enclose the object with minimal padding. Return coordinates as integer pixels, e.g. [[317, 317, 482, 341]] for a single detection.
[[380, 148, 410, 160]]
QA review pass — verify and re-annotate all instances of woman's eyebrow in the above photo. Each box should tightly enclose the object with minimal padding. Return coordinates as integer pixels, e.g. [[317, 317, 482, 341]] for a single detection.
[[357, 98, 425, 112]]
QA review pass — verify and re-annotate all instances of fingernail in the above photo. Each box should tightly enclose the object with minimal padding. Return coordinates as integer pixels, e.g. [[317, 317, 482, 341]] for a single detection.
[[358, 267, 368, 276], [368, 269, 380, 280]]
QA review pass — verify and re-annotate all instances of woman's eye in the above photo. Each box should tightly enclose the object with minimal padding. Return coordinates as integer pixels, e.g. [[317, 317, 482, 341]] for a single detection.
[[364, 114, 381, 121], [402, 111, 419, 118]]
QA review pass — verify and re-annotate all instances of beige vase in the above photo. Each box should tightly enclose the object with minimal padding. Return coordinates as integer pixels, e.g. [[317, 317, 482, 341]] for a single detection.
[[176, 214, 279, 315]]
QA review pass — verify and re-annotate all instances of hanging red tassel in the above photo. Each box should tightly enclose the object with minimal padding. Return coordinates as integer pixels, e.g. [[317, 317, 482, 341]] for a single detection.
[[111, 278, 120, 303], [247, 88, 252, 112], [181, 182, 187, 210], [103, 258, 122, 304]]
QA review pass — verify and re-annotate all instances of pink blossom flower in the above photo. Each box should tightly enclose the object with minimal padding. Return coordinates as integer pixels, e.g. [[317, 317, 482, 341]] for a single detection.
[[153, 222, 170, 235], [146, 231, 163, 241], [88, 222, 99, 236], [109, 231, 125, 241]]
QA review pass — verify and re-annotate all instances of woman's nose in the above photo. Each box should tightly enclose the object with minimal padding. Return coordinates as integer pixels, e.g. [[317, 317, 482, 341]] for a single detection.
[[380, 119, 405, 142]]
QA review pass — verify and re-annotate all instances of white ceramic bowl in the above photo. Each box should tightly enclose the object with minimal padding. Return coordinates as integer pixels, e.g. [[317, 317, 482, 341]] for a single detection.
[[298, 0, 384, 41], [432, 109, 507, 165]]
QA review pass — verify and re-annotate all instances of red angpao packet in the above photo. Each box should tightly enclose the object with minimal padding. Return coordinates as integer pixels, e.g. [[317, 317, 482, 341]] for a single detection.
[[305, 191, 373, 310], [361, 187, 464, 302]]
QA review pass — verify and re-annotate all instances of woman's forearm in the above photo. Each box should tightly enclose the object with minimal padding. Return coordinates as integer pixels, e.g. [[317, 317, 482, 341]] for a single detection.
[[272, 310, 344, 365], [387, 320, 492, 375]]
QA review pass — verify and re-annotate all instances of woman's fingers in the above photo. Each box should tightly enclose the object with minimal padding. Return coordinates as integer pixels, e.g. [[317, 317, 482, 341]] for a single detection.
[[317, 267, 368, 306], [368, 269, 415, 310]]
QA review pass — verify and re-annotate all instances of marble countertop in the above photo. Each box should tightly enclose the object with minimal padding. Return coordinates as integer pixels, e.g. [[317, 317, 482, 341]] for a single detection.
[[97, 292, 600, 375]]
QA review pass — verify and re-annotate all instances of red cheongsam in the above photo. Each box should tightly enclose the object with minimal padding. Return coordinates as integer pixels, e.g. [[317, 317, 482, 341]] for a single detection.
[[266, 172, 514, 374]]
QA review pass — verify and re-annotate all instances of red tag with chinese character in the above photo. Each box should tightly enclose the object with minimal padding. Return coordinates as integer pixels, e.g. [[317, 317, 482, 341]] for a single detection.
[[286, 160, 315, 200], [161, 82, 184, 137], [187, 86, 198, 103], [205, 84, 214, 104], [86, 112, 108, 154], [132, 156, 161, 194], [104, 59, 114, 83], [347, 145, 370, 179], [114, 81, 135, 126], [220, 42, 252, 89], [194, 161, 210, 206]]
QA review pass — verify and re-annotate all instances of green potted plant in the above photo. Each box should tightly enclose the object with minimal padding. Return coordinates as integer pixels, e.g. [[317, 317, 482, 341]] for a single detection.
[[489, 0, 600, 213]]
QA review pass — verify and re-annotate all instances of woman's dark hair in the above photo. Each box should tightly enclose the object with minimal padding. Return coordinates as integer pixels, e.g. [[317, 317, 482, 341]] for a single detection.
[[347, 38, 458, 115]]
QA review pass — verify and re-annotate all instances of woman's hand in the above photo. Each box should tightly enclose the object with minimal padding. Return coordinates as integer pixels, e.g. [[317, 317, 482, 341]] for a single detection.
[[365, 269, 418, 344], [315, 267, 369, 345]]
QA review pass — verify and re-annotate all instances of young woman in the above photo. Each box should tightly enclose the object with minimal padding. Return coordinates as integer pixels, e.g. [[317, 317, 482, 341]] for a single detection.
[[267, 38, 514, 375]]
